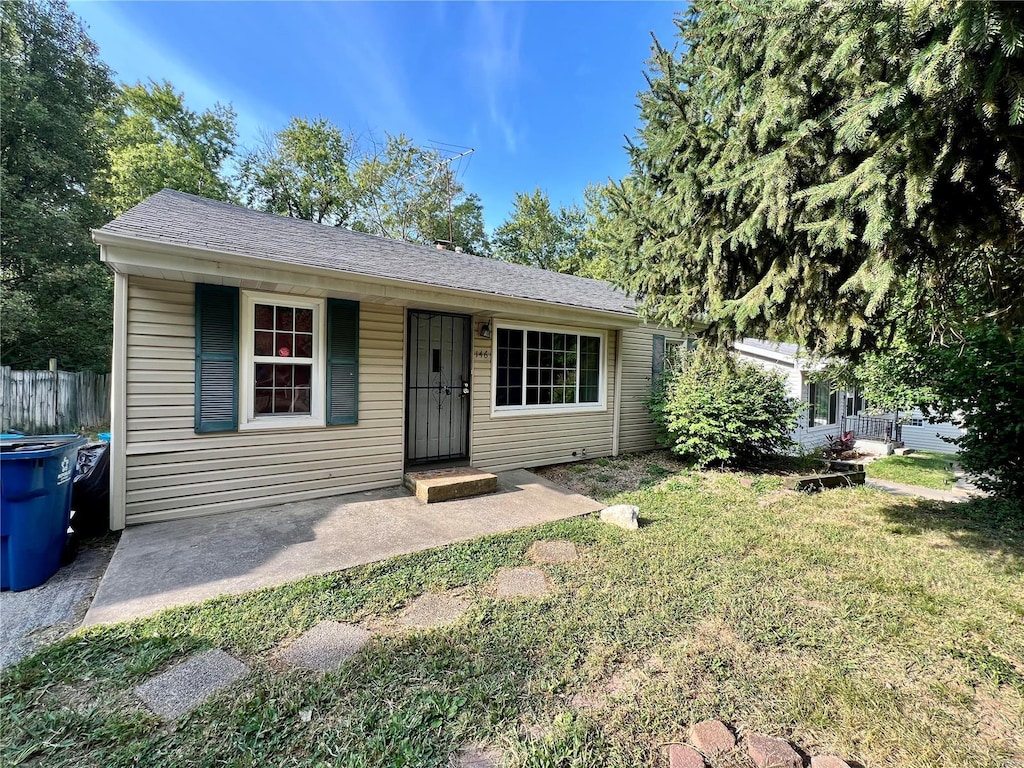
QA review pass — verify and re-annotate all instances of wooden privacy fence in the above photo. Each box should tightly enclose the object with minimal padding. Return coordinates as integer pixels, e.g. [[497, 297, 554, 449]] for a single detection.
[[1, 366, 111, 434]]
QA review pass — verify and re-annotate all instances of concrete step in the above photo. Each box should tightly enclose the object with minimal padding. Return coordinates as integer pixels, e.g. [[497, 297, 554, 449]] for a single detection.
[[403, 467, 498, 504]]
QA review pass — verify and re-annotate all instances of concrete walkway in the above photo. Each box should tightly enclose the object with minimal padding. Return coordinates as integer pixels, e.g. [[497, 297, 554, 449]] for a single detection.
[[84, 469, 601, 626], [865, 477, 972, 503]]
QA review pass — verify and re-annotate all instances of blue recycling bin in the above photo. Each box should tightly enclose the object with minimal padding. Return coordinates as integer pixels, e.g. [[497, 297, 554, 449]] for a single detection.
[[1, 434, 88, 591]]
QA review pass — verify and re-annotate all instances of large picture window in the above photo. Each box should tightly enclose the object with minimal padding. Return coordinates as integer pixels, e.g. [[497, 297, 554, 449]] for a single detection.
[[494, 326, 603, 412], [239, 292, 326, 429]]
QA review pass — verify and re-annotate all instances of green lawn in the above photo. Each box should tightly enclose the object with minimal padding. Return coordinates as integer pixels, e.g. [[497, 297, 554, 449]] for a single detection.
[[2, 455, 1022, 768], [866, 450, 959, 490]]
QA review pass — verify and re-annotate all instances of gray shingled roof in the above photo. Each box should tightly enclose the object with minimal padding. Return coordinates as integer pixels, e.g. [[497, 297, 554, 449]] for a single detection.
[[95, 189, 636, 317], [739, 338, 801, 358]]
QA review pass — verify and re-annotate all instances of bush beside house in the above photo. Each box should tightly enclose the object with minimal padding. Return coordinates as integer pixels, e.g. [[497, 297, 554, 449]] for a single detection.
[[649, 347, 800, 468]]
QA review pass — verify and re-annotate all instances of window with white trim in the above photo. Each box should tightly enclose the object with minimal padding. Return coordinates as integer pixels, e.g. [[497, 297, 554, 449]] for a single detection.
[[494, 327, 603, 411], [239, 292, 325, 429], [807, 381, 838, 427]]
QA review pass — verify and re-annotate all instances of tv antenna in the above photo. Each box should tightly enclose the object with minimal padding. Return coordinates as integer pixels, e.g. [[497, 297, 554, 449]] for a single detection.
[[407, 142, 475, 248]]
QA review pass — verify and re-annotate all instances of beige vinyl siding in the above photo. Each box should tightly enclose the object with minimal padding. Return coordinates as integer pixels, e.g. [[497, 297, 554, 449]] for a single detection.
[[469, 319, 617, 472], [617, 325, 687, 454], [123, 276, 405, 524]]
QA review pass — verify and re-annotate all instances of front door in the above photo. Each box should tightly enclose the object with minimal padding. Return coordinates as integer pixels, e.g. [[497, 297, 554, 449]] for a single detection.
[[406, 311, 472, 464]]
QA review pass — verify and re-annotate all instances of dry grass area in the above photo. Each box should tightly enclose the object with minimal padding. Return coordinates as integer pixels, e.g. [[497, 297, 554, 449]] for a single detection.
[[2, 452, 1022, 767]]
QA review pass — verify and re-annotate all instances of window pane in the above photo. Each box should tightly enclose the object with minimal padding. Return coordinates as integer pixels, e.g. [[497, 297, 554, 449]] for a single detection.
[[295, 308, 313, 333], [495, 328, 524, 407], [275, 365, 293, 387], [255, 364, 274, 387], [294, 333, 312, 358], [274, 389, 293, 414], [276, 306, 293, 331], [275, 333, 293, 357], [293, 387, 311, 414], [255, 304, 274, 330], [254, 388, 273, 414], [255, 331, 273, 356], [294, 365, 311, 387]]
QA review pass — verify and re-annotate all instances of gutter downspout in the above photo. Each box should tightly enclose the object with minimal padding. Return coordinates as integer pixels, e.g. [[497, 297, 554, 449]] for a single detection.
[[612, 329, 624, 456], [110, 266, 128, 531]]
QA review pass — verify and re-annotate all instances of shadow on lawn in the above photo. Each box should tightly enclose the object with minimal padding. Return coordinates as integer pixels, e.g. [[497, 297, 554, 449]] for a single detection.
[[878, 495, 1024, 570]]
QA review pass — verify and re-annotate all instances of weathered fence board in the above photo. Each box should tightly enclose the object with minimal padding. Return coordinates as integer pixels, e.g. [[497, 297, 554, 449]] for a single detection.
[[1, 366, 111, 434]]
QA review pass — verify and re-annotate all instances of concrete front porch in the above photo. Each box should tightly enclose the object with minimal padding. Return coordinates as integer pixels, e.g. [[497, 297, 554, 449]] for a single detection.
[[84, 469, 601, 626]]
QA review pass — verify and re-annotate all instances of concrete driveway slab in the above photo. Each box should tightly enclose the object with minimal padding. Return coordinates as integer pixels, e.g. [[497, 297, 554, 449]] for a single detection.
[[85, 469, 600, 625], [0, 540, 116, 668]]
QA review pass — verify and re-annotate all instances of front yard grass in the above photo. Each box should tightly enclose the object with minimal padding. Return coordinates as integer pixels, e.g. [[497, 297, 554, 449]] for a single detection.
[[866, 450, 958, 490], [2, 453, 1022, 767]]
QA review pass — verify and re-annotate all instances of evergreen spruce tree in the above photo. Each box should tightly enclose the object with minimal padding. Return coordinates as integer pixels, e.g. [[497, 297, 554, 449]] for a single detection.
[[613, 0, 1023, 353]]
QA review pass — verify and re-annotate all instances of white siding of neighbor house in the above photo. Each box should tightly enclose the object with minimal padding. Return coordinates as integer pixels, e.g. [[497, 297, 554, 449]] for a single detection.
[[124, 275, 406, 524], [617, 325, 689, 454], [468, 318, 618, 472], [889, 408, 963, 454]]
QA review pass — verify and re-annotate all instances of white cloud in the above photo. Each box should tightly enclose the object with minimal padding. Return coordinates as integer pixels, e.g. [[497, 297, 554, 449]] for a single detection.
[[464, 2, 525, 153]]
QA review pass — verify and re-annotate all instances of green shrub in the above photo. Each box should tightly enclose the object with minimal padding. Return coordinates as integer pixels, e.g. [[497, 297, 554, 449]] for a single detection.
[[649, 346, 800, 468]]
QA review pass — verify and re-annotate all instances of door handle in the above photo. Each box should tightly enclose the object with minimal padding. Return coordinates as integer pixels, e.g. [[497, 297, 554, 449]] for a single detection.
[[461, 378, 470, 396]]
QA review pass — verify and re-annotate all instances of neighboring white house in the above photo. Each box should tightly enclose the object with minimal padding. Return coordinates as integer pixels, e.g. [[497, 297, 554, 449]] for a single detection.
[[732, 338, 963, 454]]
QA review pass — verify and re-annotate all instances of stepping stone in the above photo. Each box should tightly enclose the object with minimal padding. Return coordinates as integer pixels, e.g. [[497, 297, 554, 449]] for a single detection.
[[811, 758, 852, 768], [527, 540, 579, 564], [745, 733, 801, 768], [453, 742, 503, 767], [689, 719, 736, 754], [668, 744, 706, 768], [397, 593, 470, 629], [134, 648, 249, 720], [276, 621, 371, 671], [494, 567, 550, 598]]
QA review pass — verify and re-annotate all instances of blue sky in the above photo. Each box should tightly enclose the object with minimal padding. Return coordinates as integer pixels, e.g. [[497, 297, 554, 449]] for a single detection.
[[71, 1, 681, 230]]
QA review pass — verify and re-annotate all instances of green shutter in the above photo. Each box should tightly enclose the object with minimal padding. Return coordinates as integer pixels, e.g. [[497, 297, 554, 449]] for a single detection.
[[327, 298, 359, 425], [652, 334, 666, 379], [194, 284, 239, 433], [807, 382, 817, 426]]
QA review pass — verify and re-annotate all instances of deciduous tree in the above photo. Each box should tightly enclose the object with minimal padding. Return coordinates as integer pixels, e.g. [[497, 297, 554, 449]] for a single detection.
[[101, 80, 236, 215], [1, 0, 115, 371]]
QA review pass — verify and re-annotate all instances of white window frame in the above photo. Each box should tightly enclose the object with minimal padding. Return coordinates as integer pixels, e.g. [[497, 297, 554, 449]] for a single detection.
[[238, 290, 326, 430], [490, 322, 607, 416]]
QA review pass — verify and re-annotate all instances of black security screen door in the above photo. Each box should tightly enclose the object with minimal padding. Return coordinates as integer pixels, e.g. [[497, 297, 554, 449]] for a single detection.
[[406, 311, 472, 463]]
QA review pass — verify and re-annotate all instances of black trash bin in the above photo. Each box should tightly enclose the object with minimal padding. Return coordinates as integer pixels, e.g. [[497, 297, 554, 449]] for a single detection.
[[71, 442, 110, 536]]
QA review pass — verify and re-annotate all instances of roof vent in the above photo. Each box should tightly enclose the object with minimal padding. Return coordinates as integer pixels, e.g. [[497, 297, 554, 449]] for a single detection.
[[454, 246, 463, 253], [433, 239, 452, 251]]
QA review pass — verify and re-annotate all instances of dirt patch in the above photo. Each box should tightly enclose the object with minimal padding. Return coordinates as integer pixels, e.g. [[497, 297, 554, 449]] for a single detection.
[[535, 451, 690, 500]]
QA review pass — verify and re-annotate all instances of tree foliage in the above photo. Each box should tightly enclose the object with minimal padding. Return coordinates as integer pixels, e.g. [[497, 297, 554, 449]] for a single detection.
[[239, 122, 481, 247], [493, 188, 585, 271], [238, 116, 354, 225], [922, 325, 1024, 501], [350, 132, 459, 243], [421, 193, 491, 256], [649, 346, 799, 467], [1, 0, 115, 371], [100, 80, 236, 215], [613, 0, 1024, 353]]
